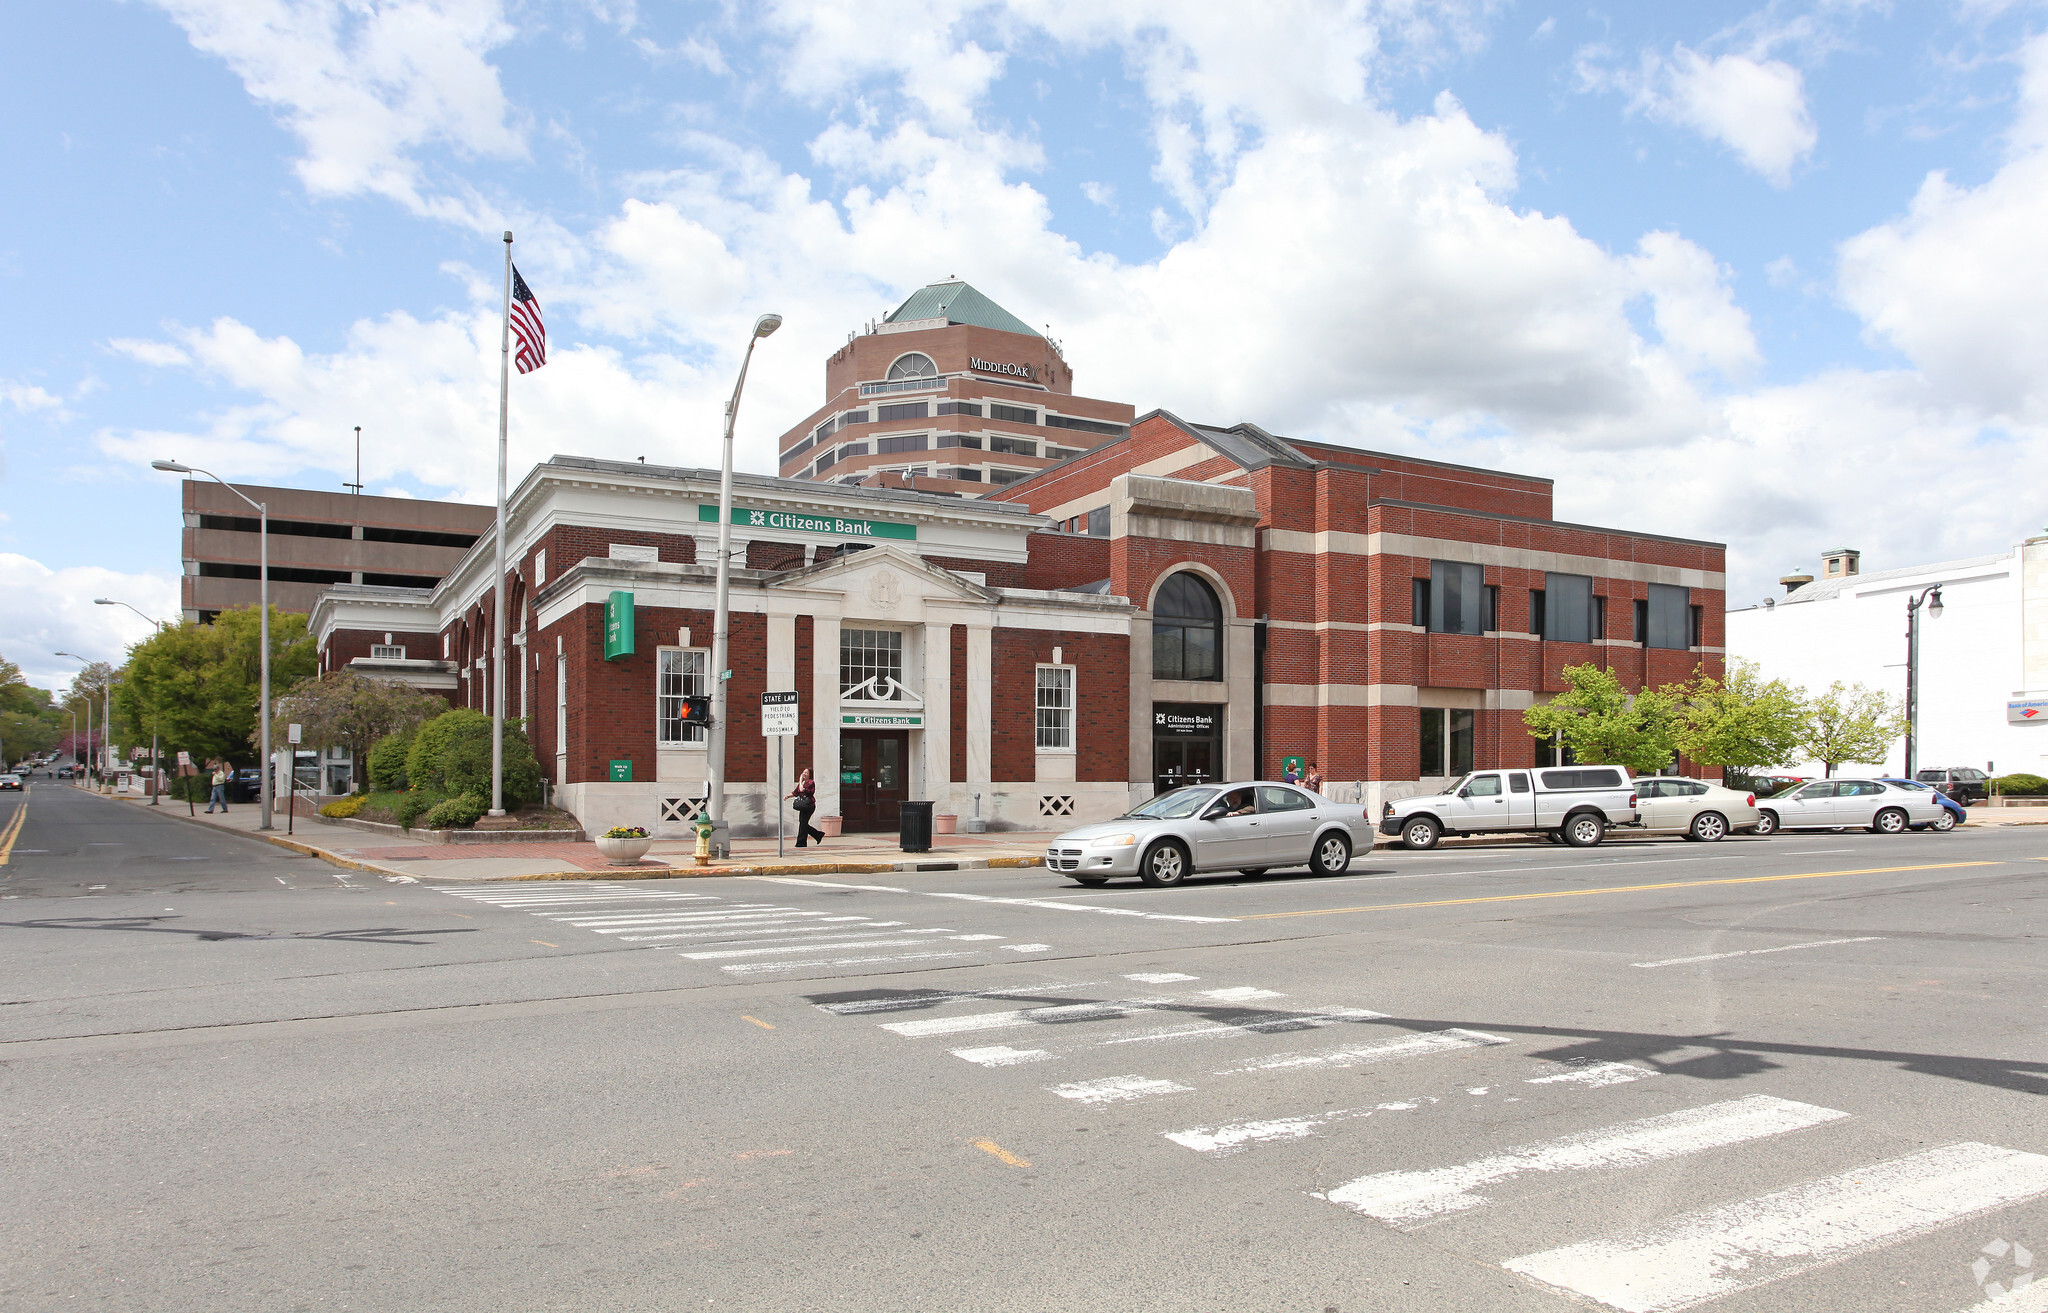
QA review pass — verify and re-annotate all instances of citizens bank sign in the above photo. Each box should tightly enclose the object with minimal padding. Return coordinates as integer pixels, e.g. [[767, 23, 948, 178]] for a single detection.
[[699, 504, 916, 541], [970, 356, 1035, 381]]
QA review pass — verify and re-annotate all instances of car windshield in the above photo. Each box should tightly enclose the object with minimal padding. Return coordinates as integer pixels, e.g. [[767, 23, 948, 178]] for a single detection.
[[1128, 787, 1218, 820], [1766, 782, 1808, 798]]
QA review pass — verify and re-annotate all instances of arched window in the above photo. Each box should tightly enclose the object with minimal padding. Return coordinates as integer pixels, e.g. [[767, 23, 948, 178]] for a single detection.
[[1152, 572, 1223, 681], [887, 353, 937, 380]]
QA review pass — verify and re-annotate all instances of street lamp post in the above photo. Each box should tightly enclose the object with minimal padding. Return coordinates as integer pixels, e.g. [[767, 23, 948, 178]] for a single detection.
[[706, 312, 783, 842], [96, 599, 166, 804], [153, 460, 274, 830], [1904, 584, 1945, 779]]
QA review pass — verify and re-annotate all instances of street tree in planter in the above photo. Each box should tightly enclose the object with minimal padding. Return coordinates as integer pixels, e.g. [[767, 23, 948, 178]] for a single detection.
[[1672, 659, 1808, 782], [267, 671, 446, 794], [1797, 681, 1909, 778], [1522, 663, 1684, 778]]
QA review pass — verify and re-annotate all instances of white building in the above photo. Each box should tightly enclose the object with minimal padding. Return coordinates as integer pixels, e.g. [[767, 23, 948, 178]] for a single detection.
[[1726, 538, 2048, 778]]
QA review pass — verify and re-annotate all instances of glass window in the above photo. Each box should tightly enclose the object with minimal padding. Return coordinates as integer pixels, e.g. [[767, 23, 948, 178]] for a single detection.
[[657, 648, 707, 744], [1152, 572, 1223, 681], [1646, 583, 1690, 650], [1508, 772, 1531, 793], [1035, 666, 1074, 750], [1450, 709, 1475, 775], [1483, 585, 1498, 633], [1411, 578, 1429, 628], [936, 401, 982, 417], [1429, 560, 1485, 635], [990, 403, 1037, 424], [1544, 573, 1594, 642], [1530, 589, 1546, 637], [1086, 506, 1110, 537], [876, 433, 928, 454], [1258, 785, 1316, 812], [887, 353, 937, 380], [1420, 708, 1447, 776], [877, 401, 928, 422], [989, 435, 1037, 456], [1129, 787, 1217, 819], [840, 629, 905, 698], [1464, 774, 1502, 796], [988, 468, 1029, 486]]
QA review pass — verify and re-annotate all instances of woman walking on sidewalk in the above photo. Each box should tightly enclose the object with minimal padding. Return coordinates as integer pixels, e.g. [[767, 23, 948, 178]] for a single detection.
[[788, 767, 824, 847], [206, 761, 231, 813]]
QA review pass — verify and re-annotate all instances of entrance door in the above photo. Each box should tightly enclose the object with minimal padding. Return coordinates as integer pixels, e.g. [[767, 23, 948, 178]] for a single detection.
[[839, 731, 908, 833], [1153, 736, 1217, 796]]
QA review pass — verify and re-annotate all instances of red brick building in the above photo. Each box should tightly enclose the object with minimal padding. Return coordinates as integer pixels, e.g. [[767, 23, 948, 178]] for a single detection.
[[773, 280, 1135, 497]]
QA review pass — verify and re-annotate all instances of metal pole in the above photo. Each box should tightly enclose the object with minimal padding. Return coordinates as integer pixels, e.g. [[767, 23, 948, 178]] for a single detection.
[[708, 336, 760, 832], [150, 727, 159, 804], [490, 230, 512, 817], [776, 735, 784, 858], [258, 501, 273, 829], [1904, 597, 1918, 780]]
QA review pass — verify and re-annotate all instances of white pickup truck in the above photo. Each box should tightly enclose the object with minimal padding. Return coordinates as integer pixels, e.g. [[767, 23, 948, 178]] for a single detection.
[[1379, 766, 1638, 849]]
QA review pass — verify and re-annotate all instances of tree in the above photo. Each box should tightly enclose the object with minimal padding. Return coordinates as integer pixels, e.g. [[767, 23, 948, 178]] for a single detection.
[[1672, 659, 1808, 773], [0, 653, 64, 763], [1797, 681, 1909, 777], [111, 606, 315, 768], [1522, 663, 1683, 777], [268, 670, 447, 792]]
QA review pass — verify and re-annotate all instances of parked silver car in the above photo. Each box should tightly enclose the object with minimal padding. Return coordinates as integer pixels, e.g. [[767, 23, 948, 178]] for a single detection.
[[1629, 776, 1761, 841], [1753, 778, 1950, 834], [1046, 782, 1375, 887]]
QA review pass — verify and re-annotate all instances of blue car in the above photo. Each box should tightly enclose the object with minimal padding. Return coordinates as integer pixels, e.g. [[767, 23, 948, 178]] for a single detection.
[[1880, 779, 1962, 831]]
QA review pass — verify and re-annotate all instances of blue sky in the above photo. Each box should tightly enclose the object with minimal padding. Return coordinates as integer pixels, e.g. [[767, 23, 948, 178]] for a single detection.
[[4, 0, 2047, 690]]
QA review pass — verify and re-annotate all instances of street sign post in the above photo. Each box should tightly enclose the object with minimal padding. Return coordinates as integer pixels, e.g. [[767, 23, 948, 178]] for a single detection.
[[762, 691, 799, 856]]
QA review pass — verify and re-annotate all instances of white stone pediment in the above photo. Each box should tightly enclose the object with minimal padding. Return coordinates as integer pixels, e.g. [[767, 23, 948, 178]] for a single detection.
[[773, 543, 996, 620]]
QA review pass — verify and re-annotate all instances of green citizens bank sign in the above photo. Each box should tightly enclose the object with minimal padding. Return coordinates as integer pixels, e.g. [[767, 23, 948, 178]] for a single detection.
[[603, 590, 635, 660], [699, 504, 915, 541]]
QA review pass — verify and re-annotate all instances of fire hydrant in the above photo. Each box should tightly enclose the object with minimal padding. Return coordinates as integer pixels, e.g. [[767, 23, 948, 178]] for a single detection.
[[693, 815, 716, 867]]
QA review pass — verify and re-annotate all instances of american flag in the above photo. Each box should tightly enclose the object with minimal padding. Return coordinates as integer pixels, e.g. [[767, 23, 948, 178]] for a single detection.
[[510, 264, 546, 373]]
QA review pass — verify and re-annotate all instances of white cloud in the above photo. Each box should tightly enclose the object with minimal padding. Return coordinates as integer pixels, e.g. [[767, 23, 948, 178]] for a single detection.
[[109, 338, 194, 368], [1626, 230, 1760, 379], [1837, 32, 2048, 423], [149, 0, 525, 221], [1585, 44, 1817, 185], [0, 554, 180, 690], [1081, 180, 1116, 211]]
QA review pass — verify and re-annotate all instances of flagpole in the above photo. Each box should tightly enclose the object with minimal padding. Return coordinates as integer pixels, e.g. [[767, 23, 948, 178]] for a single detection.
[[490, 230, 512, 817]]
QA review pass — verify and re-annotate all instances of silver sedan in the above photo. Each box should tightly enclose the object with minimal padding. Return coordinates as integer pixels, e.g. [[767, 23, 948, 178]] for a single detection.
[[1045, 781, 1376, 887], [1753, 778, 1951, 835]]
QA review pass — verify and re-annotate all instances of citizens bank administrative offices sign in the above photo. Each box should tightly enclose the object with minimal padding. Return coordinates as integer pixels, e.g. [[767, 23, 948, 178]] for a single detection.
[[699, 504, 915, 541]]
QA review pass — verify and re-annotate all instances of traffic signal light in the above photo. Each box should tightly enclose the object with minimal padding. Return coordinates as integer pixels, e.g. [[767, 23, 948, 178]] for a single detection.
[[683, 695, 711, 725]]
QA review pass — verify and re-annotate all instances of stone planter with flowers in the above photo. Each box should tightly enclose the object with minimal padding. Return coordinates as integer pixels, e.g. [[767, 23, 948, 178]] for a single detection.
[[596, 825, 653, 866]]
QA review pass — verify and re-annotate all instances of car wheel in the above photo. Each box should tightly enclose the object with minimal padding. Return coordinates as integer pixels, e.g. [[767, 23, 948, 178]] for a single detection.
[[1070, 876, 1110, 886], [1754, 810, 1779, 836], [1930, 809, 1957, 832], [1689, 811, 1729, 843], [1310, 832, 1352, 877], [1401, 817, 1440, 851], [1561, 813, 1606, 847], [1138, 840, 1191, 887], [1873, 807, 1909, 835], [1237, 868, 1268, 877]]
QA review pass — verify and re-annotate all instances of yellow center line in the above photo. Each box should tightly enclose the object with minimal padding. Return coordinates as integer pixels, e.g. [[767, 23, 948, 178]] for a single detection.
[[742, 1015, 775, 1030], [970, 1138, 1031, 1168], [0, 798, 28, 866], [1238, 861, 2003, 920], [530, 940, 559, 948]]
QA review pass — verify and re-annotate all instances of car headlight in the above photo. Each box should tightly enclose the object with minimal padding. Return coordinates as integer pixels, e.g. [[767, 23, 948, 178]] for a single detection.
[[1090, 833, 1138, 848]]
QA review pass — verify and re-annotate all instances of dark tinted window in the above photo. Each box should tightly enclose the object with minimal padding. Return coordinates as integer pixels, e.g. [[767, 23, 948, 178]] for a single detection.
[[990, 403, 1037, 424], [1258, 786, 1316, 812], [1647, 583, 1691, 650], [1544, 573, 1594, 643], [1429, 560, 1484, 635], [1508, 772, 1531, 793], [877, 402, 928, 421], [1152, 572, 1223, 681]]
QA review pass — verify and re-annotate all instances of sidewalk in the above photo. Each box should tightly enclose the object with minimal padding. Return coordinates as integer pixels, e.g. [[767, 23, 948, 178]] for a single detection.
[[112, 792, 1060, 882]]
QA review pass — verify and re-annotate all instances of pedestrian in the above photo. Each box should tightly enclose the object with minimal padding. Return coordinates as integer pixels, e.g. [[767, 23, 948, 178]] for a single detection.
[[1302, 762, 1324, 796], [207, 761, 230, 813], [788, 766, 824, 848], [1282, 761, 1299, 784]]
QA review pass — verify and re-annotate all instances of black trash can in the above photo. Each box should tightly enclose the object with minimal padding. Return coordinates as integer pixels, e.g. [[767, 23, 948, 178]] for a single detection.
[[898, 800, 936, 853]]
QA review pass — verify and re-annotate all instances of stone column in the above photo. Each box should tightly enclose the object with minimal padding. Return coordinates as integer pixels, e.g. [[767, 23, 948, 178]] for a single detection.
[[812, 616, 841, 821], [964, 623, 993, 815], [922, 620, 951, 805]]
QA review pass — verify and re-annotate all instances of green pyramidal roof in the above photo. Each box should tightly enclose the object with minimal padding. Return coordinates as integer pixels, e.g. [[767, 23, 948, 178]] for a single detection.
[[884, 281, 1040, 337]]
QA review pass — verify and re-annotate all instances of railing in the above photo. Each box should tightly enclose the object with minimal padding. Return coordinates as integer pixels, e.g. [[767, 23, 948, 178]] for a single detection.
[[858, 377, 945, 397]]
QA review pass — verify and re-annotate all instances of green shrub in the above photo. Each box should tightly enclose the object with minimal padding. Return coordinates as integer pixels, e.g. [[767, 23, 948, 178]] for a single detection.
[[392, 789, 447, 830], [320, 794, 367, 818], [1992, 772, 2048, 796], [420, 792, 488, 830], [404, 710, 542, 808], [367, 729, 415, 792]]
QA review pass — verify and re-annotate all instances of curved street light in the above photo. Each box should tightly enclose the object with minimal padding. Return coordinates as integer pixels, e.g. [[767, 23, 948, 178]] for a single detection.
[[705, 312, 783, 846], [1904, 584, 1944, 779], [96, 599, 167, 804], [152, 460, 274, 830], [53, 652, 103, 787]]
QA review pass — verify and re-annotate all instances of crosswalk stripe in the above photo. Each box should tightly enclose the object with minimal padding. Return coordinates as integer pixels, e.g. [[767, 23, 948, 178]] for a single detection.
[[551, 908, 801, 923], [1048, 1075, 1193, 1104], [681, 934, 958, 960], [1215, 1027, 1506, 1075], [1526, 1061, 1659, 1087], [720, 950, 983, 975], [1093, 1007, 1388, 1049], [611, 922, 890, 943], [952, 1045, 1056, 1067], [1166, 1099, 1433, 1155], [1959, 1280, 2048, 1313], [1322, 1095, 1848, 1226], [1503, 1141, 2048, 1313], [558, 912, 830, 928], [880, 999, 1169, 1038]]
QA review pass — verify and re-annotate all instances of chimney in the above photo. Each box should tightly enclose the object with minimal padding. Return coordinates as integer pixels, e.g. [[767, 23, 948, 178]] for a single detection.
[[1780, 571, 1814, 595], [1820, 547, 1861, 579]]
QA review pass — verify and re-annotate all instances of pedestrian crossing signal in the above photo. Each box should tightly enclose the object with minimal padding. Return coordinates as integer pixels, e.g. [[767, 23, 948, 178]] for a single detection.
[[683, 695, 711, 725]]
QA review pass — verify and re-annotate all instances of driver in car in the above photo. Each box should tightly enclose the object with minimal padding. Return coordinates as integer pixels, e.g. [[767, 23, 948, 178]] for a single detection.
[[1218, 788, 1256, 817]]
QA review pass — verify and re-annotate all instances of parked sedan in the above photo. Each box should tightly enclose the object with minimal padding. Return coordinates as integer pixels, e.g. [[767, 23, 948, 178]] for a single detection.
[[1753, 778, 1950, 835], [1046, 781, 1375, 887], [1880, 778, 1963, 831], [1630, 776, 1759, 841]]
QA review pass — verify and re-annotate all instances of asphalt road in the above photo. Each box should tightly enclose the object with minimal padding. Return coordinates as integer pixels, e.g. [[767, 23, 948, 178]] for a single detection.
[[3, 782, 2045, 1312]]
